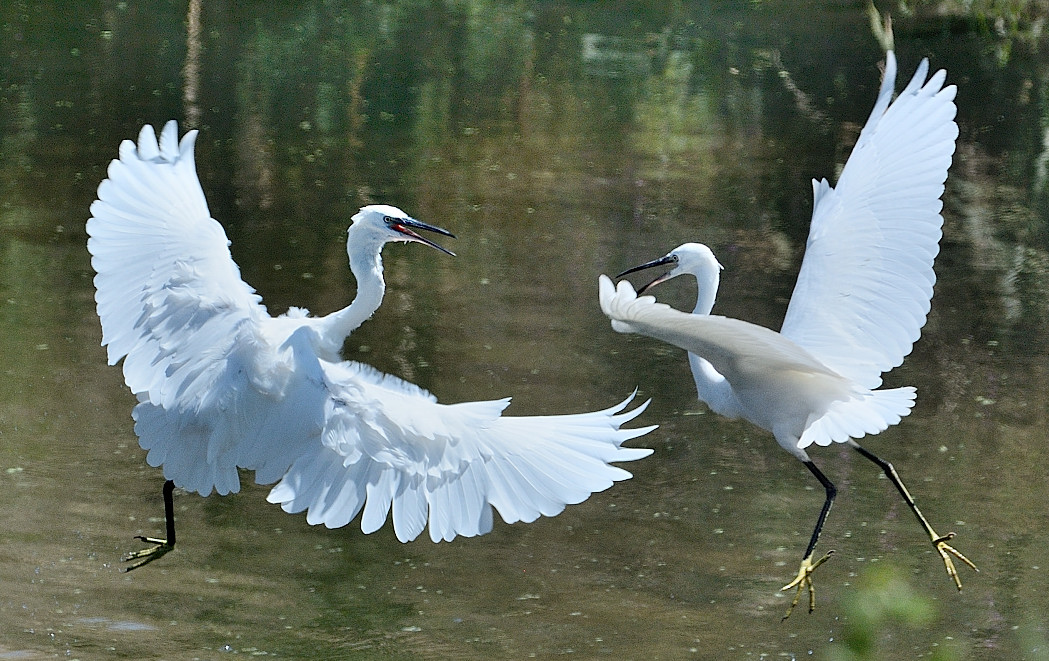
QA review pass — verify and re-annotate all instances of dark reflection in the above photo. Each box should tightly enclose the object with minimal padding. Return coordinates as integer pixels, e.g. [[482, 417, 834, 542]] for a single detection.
[[4, 1, 1049, 658]]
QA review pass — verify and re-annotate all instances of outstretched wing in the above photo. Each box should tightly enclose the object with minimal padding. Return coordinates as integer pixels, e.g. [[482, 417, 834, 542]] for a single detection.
[[87, 121, 266, 409], [599, 276, 838, 385], [266, 359, 655, 543], [89, 122, 313, 497], [779, 52, 957, 389]]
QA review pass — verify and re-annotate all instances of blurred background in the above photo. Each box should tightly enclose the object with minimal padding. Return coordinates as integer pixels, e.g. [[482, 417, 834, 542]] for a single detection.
[[2, 1, 1048, 658]]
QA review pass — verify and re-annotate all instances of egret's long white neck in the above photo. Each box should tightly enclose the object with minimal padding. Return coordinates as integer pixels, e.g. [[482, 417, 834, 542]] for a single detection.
[[682, 249, 741, 419], [692, 260, 720, 316], [313, 224, 387, 356]]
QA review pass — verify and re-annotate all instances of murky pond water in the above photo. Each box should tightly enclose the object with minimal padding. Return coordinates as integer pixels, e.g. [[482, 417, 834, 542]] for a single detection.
[[3, 2, 1049, 659]]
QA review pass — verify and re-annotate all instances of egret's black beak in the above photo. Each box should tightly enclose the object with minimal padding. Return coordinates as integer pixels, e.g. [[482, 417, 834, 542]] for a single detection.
[[393, 217, 456, 256], [617, 254, 678, 294]]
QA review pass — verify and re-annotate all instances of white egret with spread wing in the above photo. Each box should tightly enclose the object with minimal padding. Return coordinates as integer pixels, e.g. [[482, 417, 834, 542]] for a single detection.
[[599, 52, 975, 618], [88, 121, 655, 570]]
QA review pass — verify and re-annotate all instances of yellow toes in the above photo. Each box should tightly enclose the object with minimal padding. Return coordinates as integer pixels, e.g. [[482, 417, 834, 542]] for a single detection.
[[121, 537, 174, 572], [781, 550, 834, 621], [777, 530, 976, 621], [932, 532, 978, 590]]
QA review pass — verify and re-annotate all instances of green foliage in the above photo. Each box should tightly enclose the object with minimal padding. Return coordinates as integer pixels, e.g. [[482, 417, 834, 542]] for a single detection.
[[824, 565, 960, 661]]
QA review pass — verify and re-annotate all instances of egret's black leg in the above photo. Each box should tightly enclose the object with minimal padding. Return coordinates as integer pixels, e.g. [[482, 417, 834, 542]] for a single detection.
[[850, 441, 977, 588], [781, 460, 837, 620], [122, 480, 177, 571]]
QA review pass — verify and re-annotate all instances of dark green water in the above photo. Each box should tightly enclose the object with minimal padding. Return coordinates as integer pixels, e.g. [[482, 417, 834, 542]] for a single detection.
[[2, 2, 1048, 658]]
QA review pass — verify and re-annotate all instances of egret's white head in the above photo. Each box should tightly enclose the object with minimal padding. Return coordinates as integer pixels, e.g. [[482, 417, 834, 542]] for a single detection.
[[618, 243, 722, 294], [350, 204, 456, 256]]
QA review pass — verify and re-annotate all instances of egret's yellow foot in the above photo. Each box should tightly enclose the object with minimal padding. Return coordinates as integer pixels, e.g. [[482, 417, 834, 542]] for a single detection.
[[931, 531, 978, 590], [122, 536, 174, 572], [780, 550, 834, 621]]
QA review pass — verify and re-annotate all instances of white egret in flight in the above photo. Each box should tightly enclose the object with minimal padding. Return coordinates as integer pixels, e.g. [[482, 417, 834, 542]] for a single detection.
[[599, 52, 976, 618], [88, 121, 654, 570]]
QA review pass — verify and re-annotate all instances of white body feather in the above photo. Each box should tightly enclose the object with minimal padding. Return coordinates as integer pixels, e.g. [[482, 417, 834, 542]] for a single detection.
[[88, 121, 654, 543]]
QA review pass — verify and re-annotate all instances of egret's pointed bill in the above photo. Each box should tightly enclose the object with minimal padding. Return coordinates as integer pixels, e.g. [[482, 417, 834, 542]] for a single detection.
[[390, 217, 457, 256], [617, 254, 678, 294]]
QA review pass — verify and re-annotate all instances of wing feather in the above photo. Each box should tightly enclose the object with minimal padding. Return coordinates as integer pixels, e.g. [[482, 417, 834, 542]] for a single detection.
[[87, 121, 265, 404], [779, 52, 957, 389], [266, 359, 655, 542], [599, 277, 837, 382], [89, 122, 328, 496]]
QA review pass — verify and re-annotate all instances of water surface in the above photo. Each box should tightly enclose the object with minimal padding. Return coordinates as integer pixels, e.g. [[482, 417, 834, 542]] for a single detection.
[[2, 2, 1049, 659]]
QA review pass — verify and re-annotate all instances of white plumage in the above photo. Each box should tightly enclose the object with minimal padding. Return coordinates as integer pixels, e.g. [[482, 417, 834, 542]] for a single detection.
[[600, 52, 974, 618], [601, 277, 916, 452], [88, 121, 654, 568], [779, 54, 956, 391]]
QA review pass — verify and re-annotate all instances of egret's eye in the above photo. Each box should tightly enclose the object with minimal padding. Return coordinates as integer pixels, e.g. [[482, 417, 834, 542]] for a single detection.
[[383, 215, 394, 224]]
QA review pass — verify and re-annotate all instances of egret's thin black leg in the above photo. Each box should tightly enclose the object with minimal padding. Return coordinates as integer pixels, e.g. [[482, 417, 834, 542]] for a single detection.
[[800, 460, 837, 561], [161, 479, 176, 546], [122, 479, 177, 572], [850, 442, 977, 588], [781, 460, 838, 620]]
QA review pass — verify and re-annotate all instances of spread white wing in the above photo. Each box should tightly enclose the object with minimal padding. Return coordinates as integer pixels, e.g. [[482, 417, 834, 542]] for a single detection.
[[599, 276, 839, 389], [89, 121, 311, 496], [267, 361, 655, 543], [779, 53, 957, 389], [87, 121, 266, 410]]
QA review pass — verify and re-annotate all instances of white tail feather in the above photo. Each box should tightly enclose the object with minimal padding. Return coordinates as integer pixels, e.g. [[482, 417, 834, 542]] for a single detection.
[[800, 387, 917, 449]]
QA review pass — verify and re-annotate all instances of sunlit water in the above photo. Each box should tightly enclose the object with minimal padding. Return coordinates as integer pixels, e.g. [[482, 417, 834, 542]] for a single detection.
[[2, 2, 1049, 659]]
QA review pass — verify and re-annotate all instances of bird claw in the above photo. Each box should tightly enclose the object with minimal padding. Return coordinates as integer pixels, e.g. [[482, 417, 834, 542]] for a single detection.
[[780, 550, 835, 621], [932, 531, 978, 590], [122, 536, 174, 572]]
